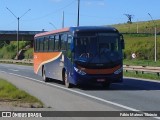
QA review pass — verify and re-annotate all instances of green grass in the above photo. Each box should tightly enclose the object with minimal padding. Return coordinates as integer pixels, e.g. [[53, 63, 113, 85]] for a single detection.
[[113, 19, 160, 33], [123, 34, 160, 60], [0, 78, 43, 108], [124, 71, 160, 80], [123, 59, 160, 67], [24, 48, 33, 59], [123, 59, 160, 80], [0, 41, 32, 59]]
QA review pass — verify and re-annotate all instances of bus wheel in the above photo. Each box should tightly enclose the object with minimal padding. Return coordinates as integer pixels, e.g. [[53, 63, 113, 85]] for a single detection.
[[64, 71, 72, 88], [43, 68, 49, 82]]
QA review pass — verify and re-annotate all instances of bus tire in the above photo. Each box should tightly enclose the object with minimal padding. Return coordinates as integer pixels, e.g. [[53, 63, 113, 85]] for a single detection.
[[64, 71, 72, 88], [42, 67, 49, 82]]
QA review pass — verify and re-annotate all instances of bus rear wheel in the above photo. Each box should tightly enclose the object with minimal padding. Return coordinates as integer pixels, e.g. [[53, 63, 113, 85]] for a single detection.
[[64, 71, 72, 88], [42, 68, 49, 82]]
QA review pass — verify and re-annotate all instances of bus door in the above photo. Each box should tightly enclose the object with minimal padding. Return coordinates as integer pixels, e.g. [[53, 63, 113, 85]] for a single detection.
[[65, 35, 75, 83]]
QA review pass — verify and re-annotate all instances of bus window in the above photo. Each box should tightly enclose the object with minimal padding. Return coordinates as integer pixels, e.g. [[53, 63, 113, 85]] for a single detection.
[[35, 38, 40, 52], [39, 38, 44, 51], [44, 37, 49, 51], [66, 35, 72, 59], [48, 35, 55, 51], [55, 35, 59, 51], [34, 39, 37, 51], [61, 34, 67, 51]]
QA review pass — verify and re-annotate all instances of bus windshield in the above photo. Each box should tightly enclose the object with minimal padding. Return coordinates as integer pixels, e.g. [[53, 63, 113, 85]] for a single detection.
[[75, 32, 122, 64]]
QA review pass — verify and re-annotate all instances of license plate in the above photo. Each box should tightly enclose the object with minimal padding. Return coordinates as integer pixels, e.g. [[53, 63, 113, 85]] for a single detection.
[[97, 79, 105, 82]]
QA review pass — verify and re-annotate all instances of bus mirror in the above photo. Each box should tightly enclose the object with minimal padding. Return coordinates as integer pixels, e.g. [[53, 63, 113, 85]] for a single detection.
[[120, 34, 125, 49], [121, 39, 125, 49], [70, 43, 74, 52]]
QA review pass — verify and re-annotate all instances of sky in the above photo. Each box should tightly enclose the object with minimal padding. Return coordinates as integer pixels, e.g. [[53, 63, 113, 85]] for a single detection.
[[0, 0, 160, 31]]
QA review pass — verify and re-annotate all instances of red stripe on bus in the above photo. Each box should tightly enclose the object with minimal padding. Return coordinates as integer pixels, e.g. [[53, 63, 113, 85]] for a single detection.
[[77, 65, 121, 75]]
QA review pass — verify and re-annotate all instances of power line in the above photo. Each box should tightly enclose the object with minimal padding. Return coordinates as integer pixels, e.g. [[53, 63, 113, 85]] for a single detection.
[[29, 0, 76, 22]]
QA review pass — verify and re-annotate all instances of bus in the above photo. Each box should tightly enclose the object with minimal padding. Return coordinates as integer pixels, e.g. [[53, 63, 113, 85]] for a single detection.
[[34, 26, 124, 88]]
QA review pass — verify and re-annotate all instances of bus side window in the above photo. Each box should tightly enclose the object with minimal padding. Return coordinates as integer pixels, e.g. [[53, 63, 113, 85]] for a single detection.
[[61, 34, 67, 51], [34, 39, 37, 52], [44, 37, 49, 52], [39, 37, 44, 52], [35, 38, 40, 52], [67, 35, 72, 60], [55, 35, 59, 51], [48, 35, 55, 51]]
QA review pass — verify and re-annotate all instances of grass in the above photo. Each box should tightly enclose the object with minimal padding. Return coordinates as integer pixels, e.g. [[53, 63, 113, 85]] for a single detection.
[[0, 41, 32, 59], [124, 71, 160, 81], [123, 59, 160, 67], [123, 34, 160, 60], [0, 78, 43, 108], [123, 59, 160, 80], [24, 48, 33, 59], [113, 19, 160, 33]]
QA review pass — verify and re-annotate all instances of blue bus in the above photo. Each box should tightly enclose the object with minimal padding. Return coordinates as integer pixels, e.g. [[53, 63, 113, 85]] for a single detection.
[[34, 26, 124, 88]]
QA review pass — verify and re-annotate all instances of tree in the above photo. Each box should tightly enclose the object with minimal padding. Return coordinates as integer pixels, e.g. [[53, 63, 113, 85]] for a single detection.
[[124, 14, 134, 24]]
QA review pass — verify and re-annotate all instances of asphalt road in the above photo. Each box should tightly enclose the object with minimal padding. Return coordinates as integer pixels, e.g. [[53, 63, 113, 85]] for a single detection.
[[0, 63, 160, 120]]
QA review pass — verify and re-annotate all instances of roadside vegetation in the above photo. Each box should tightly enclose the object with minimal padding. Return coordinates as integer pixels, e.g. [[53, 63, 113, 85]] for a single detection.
[[113, 19, 160, 33], [123, 59, 160, 67], [0, 41, 33, 59], [0, 78, 43, 108], [112, 20, 160, 66], [124, 71, 160, 81], [123, 34, 160, 61]]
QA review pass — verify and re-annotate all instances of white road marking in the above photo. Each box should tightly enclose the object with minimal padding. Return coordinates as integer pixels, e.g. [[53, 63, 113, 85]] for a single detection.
[[125, 77, 160, 83], [8, 69, 19, 72], [0, 70, 160, 119]]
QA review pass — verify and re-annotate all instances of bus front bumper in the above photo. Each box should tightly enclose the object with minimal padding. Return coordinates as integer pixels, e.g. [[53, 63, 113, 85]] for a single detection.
[[74, 72, 123, 85]]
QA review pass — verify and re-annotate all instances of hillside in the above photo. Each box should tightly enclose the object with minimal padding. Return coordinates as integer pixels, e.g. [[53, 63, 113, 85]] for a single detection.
[[112, 19, 160, 34], [109, 20, 160, 61]]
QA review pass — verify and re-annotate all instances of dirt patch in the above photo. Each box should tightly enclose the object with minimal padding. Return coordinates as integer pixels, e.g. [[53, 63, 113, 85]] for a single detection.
[[0, 100, 43, 108]]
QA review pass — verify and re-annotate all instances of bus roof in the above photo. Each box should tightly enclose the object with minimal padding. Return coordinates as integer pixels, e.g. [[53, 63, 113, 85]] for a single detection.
[[34, 26, 119, 38], [34, 27, 69, 38], [70, 26, 119, 33]]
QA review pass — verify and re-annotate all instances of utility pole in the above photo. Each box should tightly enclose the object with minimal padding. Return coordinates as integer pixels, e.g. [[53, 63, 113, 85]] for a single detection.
[[77, 0, 80, 27], [148, 13, 157, 62], [124, 14, 134, 33], [137, 19, 139, 33], [62, 11, 64, 28], [6, 7, 31, 59]]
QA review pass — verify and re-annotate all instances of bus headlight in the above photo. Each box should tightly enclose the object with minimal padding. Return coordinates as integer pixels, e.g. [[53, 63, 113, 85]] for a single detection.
[[74, 67, 86, 75], [114, 67, 123, 74]]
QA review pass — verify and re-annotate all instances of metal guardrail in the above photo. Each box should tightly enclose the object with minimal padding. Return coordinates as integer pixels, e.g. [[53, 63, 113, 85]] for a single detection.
[[123, 65, 160, 76]]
